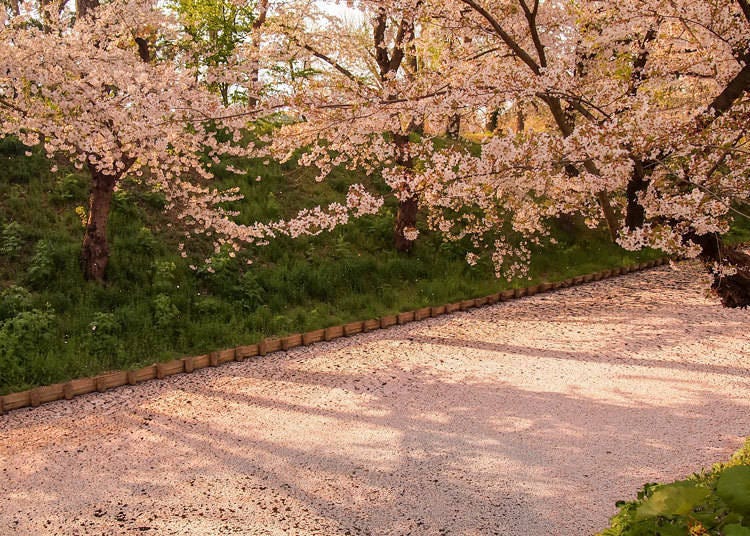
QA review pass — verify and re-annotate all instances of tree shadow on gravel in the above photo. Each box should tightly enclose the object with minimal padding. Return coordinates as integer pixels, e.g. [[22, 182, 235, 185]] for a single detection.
[[129, 365, 749, 535], [4, 349, 743, 536]]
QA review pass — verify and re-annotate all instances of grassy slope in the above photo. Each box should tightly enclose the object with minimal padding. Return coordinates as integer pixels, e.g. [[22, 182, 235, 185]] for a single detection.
[[0, 135, 723, 394]]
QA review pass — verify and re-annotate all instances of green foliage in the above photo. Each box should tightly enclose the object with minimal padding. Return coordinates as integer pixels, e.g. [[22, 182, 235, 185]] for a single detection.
[[1, 221, 24, 258], [0, 133, 665, 395], [0, 307, 56, 388], [153, 260, 178, 293], [0, 285, 33, 321], [50, 174, 87, 203], [716, 466, 750, 515], [238, 271, 264, 311], [87, 312, 122, 363], [152, 294, 180, 329], [169, 0, 259, 104], [600, 440, 750, 536], [25, 239, 58, 289]]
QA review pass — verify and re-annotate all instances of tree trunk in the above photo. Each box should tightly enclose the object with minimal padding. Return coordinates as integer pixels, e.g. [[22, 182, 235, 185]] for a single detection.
[[76, 0, 98, 19], [596, 191, 619, 242], [546, 96, 620, 242], [625, 158, 649, 230], [692, 233, 750, 308], [515, 107, 525, 134], [486, 109, 499, 132], [394, 195, 419, 253], [81, 167, 117, 282], [392, 132, 418, 252], [446, 113, 460, 139]]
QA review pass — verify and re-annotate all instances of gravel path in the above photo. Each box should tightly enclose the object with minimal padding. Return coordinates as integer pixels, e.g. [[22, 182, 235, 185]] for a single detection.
[[1, 263, 749, 536]]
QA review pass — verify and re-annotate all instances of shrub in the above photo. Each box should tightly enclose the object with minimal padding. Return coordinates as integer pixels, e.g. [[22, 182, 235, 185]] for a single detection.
[[238, 271, 265, 311], [0, 308, 56, 387], [25, 239, 57, 288], [0, 285, 33, 321], [600, 440, 750, 536], [1, 221, 24, 258], [87, 312, 121, 361], [152, 260, 177, 293], [50, 174, 87, 203], [153, 294, 179, 328]]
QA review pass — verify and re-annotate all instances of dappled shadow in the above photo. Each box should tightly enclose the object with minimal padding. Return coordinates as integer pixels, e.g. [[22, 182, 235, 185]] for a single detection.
[[1, 264, 749, 534], [2, 349, 749, 535]]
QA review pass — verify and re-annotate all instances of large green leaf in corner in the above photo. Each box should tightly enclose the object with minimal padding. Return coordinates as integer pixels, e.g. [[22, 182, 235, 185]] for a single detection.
[[716, 465, 750, 515], [635, 481, 711, 519], [724, 525, 750, 536]]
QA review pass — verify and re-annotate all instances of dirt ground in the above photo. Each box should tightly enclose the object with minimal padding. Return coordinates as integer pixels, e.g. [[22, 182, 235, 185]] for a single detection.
[[1, 262, 749, 535]]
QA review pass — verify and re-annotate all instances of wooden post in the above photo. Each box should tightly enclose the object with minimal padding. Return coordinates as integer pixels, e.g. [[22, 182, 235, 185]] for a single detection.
[[63, 382, 75, 400], [209, 352, 219, 367]]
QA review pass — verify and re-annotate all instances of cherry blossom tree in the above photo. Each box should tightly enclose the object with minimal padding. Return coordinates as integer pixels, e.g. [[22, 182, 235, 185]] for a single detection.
[[410, 0, 749, 305], [2, 0, 748, 307], [268, 0, 449, 252], [169, 0, 267, 106], [0, 0, 266, 281]]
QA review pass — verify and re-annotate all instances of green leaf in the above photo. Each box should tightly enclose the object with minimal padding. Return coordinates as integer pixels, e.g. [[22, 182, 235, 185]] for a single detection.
[[723, 524, 750, 536], [635, 481, 710, 519], [716, 465, 750, 515]]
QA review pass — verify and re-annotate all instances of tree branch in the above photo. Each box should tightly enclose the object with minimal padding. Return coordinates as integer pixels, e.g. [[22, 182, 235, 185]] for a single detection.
[[696, 63, 750, 131], [457, 0, 541, 75], [519, 0, 546, 67]]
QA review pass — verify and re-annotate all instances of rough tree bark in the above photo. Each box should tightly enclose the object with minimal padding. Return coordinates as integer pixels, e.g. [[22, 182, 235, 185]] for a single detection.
[[247, 0, 268, 108], [392, 132, 418, 252], [693, 233, 750, 308], [446, 112, 461, 139], [76, 0, 97, 19], [81, 166, 118, 282], [372, 7, 420, 252], [394, 195, 419, 253]]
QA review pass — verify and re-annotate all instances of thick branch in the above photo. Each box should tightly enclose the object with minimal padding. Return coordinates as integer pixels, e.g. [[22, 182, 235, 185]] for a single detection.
[[628, 23, 660, 97], [737, 0, 750, 24], [374, 8, 390, 77], [519, 0, 546, 67], [458, 0, 541, 75], [696, 63, 750, 130], [252, 0, 268, 30], [388, 16, 413, 73], [300, 42, 358, 82]]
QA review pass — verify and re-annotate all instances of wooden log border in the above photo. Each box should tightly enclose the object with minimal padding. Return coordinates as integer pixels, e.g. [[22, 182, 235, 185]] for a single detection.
[[0, 257, 673, 415]]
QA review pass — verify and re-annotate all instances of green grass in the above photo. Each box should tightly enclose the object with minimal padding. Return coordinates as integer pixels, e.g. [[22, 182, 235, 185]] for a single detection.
[[599, 439, 750, 536], [0, 135, 710, 395]]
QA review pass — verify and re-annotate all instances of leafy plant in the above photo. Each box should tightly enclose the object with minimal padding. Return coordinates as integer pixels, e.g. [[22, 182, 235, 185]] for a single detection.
[[50, 174, 87, 203], [600, 441, 750, 536], [25, 239, 57, 288], [153, 260, 178, 293], [0, 285, 33, 321], [0, 307, 56, 387], [238, 271, 264, 311], [153, 294, 180, 328], [1, 221, 24, 258], [87, 312, 121, 361]]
